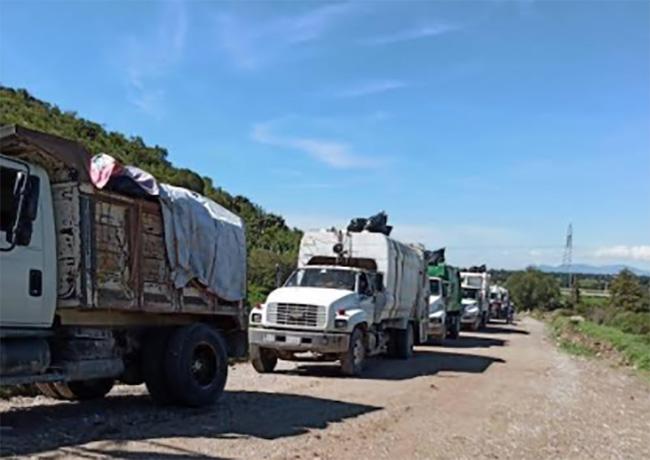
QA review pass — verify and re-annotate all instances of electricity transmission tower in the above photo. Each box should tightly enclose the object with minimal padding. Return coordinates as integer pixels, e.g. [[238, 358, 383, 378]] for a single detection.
[[562, 223, 573, 288]]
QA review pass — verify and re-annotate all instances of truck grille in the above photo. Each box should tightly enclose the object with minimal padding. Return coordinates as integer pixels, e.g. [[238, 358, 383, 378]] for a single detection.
[[267, 303, 326, 328]]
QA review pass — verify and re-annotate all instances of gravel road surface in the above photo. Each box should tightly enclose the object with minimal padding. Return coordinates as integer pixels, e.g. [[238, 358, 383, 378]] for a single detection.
[[1, 317, 649, 459]]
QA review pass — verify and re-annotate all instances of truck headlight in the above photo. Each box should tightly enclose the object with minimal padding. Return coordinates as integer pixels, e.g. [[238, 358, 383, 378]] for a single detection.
[[251, 313, 262, 323], [334, 319, 348, 329]]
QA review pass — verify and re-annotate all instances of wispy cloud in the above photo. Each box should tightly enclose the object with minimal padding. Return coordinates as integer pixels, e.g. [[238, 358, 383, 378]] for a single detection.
[[252, 119, 381, 169], [594, 245, 650, 262], [121, 0, 187, 115], [337, 80, 406, 98], [362, 23, 458, 46], [216, 3, 356, 70]]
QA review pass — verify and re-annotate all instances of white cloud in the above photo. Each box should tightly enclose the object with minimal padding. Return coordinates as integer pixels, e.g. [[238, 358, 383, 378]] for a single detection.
[[216, 3, 355, 70], [594, 245, 650, 262], [337, 80, 406, 98], [122, 0, 188, 115], [362, 23, 458, 46], [251, 120, 381, 169]]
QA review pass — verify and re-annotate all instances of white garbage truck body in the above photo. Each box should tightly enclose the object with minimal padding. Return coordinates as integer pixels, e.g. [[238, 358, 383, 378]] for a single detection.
[[248, 228, 429, 375]]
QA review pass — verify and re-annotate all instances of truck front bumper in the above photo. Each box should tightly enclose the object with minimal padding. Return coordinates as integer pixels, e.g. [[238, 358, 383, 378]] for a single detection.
[[428, 318, 446, 339], [249, 327, 349, 354], [461, 314, 480, 325]]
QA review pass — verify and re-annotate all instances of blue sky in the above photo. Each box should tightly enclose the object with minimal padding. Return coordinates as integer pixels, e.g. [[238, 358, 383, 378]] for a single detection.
[[1, 0, 649, 270]]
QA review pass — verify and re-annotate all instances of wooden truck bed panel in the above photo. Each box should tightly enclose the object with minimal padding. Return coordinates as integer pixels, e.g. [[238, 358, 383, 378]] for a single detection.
[[53, 182, 237, 315]]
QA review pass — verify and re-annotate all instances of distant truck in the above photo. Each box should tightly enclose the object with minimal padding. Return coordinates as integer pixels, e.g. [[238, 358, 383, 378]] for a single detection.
[[489, 285, 512, 322], [460, 269, 491, 331], [0, 126, 248, 406], [248, 227, 430, 376], [426, 262, 462, 341]]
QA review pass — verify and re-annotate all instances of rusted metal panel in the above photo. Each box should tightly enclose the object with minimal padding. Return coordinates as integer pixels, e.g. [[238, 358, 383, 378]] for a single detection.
[[52, 183, 82, 307]]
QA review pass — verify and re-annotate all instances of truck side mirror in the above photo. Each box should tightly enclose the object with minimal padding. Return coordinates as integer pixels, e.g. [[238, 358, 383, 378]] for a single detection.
[[374, 273, 384, 292], [275, 263, 282, 288], [8, 175, 39, 247]]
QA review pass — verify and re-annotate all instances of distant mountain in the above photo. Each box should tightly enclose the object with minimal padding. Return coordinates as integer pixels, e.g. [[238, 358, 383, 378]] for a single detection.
[[536, 264, 650, 276]]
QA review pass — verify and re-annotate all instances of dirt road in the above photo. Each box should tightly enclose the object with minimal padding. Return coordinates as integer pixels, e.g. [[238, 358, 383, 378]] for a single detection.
[[2, 317, 649, 460]]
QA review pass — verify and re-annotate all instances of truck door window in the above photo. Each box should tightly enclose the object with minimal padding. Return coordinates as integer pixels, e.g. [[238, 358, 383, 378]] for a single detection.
[[0, 166, 20, 234], [429, 279, 441, 296], [358, 273, 372, 297], [442, 282, 449, 297]]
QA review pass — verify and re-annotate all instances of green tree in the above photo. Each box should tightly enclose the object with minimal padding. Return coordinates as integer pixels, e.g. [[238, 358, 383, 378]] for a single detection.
[[609, 269, 649, 313], [506, 267, 561, 310]]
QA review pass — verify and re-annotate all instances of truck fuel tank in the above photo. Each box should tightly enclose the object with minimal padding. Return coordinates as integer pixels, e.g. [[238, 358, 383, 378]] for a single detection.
[[0, 338, 50, 377]]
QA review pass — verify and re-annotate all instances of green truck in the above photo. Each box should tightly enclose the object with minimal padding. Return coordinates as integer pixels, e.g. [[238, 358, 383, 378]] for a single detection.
[[426, 262, 462, 340]]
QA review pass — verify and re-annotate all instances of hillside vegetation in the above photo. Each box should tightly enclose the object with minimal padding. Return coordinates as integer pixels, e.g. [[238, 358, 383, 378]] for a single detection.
[[0, 86, 301, 303]]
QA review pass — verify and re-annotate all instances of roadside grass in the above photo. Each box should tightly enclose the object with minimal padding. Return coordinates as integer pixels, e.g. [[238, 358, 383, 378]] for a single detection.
[[556, 336, 596, 357], [550, 314, 650, 379]]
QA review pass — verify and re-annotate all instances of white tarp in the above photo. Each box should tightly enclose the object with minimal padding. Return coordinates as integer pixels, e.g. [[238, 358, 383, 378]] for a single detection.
[[159, 184, 246, 302]]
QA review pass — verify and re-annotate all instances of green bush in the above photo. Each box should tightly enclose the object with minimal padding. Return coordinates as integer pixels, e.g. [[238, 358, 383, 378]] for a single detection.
[[506, 267, 561, 310], [608, 311, 650, 336]]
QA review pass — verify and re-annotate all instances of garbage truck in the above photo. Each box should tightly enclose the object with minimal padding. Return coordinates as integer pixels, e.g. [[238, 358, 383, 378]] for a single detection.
[[426, 260, 462, 341], [460, 267, 490, 331], [248, 222, 430, 376], [0, 125, 248, 407]]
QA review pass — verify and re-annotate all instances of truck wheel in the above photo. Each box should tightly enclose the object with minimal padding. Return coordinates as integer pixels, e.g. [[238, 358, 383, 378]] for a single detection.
[[142, 329, 177, 405], [164, 324, 228, 407], [447, 317, 460, 339], [250, 345, 278, 373], [340, 328, 365, 376], [36, 382, 62, 399], [394, 324, 414, 360], [59, 379, 114, 400], [37, 379, 114, 400]]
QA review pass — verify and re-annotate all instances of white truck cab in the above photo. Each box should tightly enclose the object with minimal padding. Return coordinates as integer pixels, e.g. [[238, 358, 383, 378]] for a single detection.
[[0, 156, 57, 328], [427, 276, 446, 340], [460, 270, 490, 331], [251, 265, 380, 355]]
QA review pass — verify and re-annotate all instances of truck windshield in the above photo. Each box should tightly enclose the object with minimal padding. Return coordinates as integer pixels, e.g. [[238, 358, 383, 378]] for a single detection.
[[461, 287, 480, 300], [285, 268, 356, 291], [429, 279, 441, 296]]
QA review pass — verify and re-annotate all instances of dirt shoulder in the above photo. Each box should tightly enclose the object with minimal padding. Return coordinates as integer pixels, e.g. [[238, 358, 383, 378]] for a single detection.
[[1, 317, 649, 459]]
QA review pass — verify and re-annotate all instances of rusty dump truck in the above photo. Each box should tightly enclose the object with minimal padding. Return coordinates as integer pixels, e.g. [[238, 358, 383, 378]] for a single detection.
[[0, 125, 248, 406]]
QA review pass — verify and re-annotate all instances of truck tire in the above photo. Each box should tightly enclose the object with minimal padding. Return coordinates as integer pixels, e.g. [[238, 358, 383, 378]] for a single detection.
[[36, 382, 62, 399], [447, 317, 460, 339], [37, 379, 114, 400], [250, 345, 278, 373], [164, 324, 228, 407], [394, 324, 414, 360], [142, 328, 177, 405], [340, 327, 365, 376]]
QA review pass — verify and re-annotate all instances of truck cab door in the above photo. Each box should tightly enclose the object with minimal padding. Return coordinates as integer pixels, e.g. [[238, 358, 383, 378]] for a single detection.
[[0, 159, 55, 328]]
